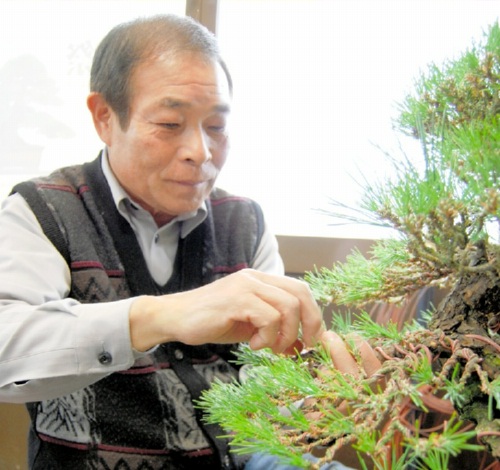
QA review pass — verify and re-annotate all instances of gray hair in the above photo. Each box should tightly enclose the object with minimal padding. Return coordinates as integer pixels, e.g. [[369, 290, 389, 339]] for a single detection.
[[90, 14, 232, 128]]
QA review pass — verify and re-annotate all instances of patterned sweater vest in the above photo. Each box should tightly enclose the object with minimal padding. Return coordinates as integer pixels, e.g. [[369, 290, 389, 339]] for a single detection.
[[13, 155, 264, 470]]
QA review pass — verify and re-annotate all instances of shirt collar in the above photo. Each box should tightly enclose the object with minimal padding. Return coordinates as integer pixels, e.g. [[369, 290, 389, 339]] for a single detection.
[[100, 148, 207, 238]]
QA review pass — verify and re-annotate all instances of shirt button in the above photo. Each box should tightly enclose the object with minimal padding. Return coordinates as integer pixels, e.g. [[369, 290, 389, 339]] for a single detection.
[[98, 351, 113, 365], [154, 234, 159, 243], [174, 349, 184, 360]]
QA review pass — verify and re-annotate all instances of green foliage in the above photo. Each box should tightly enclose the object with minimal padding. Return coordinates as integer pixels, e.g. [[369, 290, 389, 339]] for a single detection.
[[199, 21, 500, 470], [351, 310, 406, 342], [199, 313, 488, 469], [397, 22, 500, 138], [484, 376, 500, 421], [407, 415, 484, 469], [305, 239, 416, 305], [357, 447, 413, 470], [306, 21, 499, 308], [443, 364, 472, 409]]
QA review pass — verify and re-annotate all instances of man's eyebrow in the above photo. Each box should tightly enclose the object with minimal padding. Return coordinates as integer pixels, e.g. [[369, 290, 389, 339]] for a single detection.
[[159, 98, 187, 109], [159, 98, 230, 114], [213, 103, 231, 114]]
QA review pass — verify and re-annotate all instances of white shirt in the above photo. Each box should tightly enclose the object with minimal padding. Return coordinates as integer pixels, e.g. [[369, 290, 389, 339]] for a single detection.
[[0, 153, 284, 403]]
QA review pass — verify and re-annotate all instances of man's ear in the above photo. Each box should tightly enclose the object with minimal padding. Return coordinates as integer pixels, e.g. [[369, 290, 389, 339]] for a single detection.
[[87, 92, 115, 145]]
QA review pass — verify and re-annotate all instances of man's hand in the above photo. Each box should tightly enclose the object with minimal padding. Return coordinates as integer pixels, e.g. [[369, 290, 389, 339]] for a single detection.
[[321, 330, 382, 378], [129, 269, 324, 354]]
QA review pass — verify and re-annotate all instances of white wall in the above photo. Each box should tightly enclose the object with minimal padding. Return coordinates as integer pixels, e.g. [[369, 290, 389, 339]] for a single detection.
[[0, 0, 184, 193], [1, 0, 498, 238]]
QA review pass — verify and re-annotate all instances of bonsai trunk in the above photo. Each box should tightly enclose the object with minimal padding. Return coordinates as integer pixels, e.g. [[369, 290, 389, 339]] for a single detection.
[[429, 252, 500, 458]]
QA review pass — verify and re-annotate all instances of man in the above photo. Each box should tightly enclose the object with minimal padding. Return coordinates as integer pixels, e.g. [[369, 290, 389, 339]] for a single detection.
[[0, 14, 380, 470], [0, 14, 323, 470]]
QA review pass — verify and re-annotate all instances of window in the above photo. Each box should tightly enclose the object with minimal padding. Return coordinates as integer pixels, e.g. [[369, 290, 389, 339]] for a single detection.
[[215, 0, 498, 237], [0, 0, 497, 237], [0, 0, 184, 192]]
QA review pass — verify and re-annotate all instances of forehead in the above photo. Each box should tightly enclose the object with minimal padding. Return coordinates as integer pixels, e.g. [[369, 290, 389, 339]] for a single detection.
[[129, 52, 231, 107]]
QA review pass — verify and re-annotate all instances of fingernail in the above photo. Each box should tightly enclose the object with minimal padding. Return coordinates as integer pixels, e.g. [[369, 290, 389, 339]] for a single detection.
[[322, 331, 340, 343]]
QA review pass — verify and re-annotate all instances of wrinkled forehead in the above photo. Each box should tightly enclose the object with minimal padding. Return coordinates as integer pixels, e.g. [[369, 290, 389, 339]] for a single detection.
[[128, 52, 232, 113], [133, 51, 230, 93], [138, 48, 231, 91]]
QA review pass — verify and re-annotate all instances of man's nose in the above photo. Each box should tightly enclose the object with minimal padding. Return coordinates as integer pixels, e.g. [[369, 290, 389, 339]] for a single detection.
[[181, 126, 211, 164]]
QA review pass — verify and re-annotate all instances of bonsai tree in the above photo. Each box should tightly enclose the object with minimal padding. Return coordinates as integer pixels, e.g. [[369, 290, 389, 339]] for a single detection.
[[199, 22, 500, 470]]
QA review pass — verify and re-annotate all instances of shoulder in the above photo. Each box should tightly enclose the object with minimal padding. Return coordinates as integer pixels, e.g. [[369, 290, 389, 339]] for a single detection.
[[208, 187, 264, 221], [209, 187, 255, 204], [11, 165, 87, 201], [207, 188, 265, 250], [12, 155, 102, 197]]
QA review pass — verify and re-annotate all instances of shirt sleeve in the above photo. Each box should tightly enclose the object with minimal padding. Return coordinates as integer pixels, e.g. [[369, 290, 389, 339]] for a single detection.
[[250, 220, 285, 275], [0, 193, 137, 403]]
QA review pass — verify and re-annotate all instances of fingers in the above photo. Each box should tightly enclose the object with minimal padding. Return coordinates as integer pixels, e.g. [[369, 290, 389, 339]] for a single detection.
[[356, 336, 383, 377], [248, 283, 301, 353], [244, 295, 282, 351], [321, 330, 382, 378], [321, 331, 360, 376], [149, 269, 323, 355], [282, 338, 304, 356], [244, 270, 324, 349]]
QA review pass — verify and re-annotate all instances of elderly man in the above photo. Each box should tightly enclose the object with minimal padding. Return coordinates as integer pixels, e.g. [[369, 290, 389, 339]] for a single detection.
[[0, 14, 379, 470], [0, 14, 322, 470]]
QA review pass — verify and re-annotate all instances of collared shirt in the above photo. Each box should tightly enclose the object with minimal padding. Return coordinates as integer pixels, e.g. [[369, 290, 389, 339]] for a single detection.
[[0, 152, 284, 403], [101, 151, 207, 285], [102, 151, 283, 284]]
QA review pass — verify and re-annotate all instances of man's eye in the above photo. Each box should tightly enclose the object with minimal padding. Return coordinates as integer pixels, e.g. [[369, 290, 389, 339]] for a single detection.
[[159, 123, 180, 129], [207, 121, 227, 133], [209, 125, 226, 133]]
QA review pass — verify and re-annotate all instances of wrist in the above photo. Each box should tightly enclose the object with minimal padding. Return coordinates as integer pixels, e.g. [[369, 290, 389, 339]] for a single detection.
[[129, 296, 177, 351]]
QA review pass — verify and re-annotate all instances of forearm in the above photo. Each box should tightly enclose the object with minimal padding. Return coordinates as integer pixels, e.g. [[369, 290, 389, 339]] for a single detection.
[[129, 269, 323, 355], [0, 299, 137, 403], [0, 195, 138, 402], [129, 296, 173, 352]]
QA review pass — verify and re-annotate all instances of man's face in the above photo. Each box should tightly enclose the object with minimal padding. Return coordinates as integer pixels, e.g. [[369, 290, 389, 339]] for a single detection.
[[103, 53, 231, 226]]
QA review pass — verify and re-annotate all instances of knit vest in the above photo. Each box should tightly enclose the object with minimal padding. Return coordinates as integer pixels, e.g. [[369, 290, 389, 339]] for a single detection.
[[12, 155, 264, 470]]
